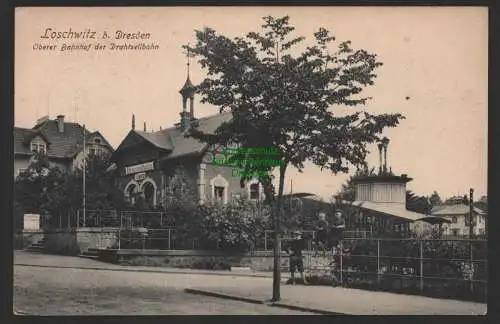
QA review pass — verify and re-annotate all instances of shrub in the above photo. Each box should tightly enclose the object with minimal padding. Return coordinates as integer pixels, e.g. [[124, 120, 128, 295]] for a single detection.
[[44, 233, 81, 256]]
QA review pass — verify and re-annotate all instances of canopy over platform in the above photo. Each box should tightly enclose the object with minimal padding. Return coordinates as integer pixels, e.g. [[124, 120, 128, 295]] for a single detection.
[[351, 201, 426, 222], [415, 215, 452, 225]]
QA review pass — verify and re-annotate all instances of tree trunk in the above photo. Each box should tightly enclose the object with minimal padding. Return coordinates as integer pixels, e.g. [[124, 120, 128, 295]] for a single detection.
[[272, 163, 287, 302]]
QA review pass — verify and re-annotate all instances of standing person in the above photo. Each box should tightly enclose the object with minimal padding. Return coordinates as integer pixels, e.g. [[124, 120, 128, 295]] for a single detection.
[[331, 210, 346, 250], [314, 212, 329, 252], [284, 230, 307, 285]]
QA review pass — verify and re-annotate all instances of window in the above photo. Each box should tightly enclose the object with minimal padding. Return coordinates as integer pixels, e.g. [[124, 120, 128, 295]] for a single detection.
[[17, 168, 27, 177], [94, 138, 101, 144], [31, 143, 46, 154], [452, 216, 457, 224], [89, 148, 96, 156], [232, 193, 241, 203], [250, 183, 260, 200], [479, 229, 485, 235], [214, 186, 225, 202], [451, 229, 459, 236], [143, 182, 156, 207]]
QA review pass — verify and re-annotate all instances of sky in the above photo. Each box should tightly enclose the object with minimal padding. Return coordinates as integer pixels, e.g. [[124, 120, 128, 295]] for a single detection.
[[15, 6, 488, 200]]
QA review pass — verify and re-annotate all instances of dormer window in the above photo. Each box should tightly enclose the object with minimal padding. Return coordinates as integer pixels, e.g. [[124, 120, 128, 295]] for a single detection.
[[31, 142, 46, 155], [94, 138, 101, 144]]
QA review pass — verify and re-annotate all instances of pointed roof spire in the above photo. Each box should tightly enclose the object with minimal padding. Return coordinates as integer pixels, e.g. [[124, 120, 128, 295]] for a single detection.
[[180, 44, 196, 94], [132, 114, 135, 130]]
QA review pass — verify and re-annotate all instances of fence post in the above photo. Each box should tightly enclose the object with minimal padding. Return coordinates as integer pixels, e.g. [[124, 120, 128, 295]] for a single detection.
[[264, 231, 268, 251], [339, 240, 343, 286], [470, 241, 474, 294], [77, 210, 79, 229], [419, 240, 424, 292], [118, 229, 121, 250], [377, 239, 381, 286], [160, 212, 163, 227], [59, 214, 62, 229], [67, 214, 70, 229], [168, 228, 171, 250], [120, 211, 123, 228]]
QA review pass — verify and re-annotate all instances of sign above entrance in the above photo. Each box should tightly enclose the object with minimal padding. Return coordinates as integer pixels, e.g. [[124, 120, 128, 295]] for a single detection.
[[125, 161, 154, 175], [134, 172, 146, 181]]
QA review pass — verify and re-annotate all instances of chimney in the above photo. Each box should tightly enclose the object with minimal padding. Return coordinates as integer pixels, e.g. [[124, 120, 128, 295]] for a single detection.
[[56, 115, 65, 133], [377, 143, 384, 175]]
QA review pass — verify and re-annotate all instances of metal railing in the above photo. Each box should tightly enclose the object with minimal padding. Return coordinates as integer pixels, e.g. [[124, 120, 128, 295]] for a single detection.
[[303, 237, 487, 300], [75, 210, 168, 229]]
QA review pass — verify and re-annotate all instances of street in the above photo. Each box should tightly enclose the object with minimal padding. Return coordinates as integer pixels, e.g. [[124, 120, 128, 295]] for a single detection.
[[14, 264, 313, 315]]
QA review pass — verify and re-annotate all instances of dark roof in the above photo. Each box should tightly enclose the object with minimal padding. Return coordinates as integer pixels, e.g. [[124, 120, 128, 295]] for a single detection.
[[114, 112, 232, 162], [14, 119, 113, 159], [351, 174, 413, 184]]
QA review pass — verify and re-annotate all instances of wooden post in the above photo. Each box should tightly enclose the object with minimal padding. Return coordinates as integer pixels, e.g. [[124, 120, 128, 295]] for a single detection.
[[168, 228, 171, 250], [339, 240, 343, 285], [419, 240, 424, 292], [77, 210, 79, 229], [264, 231, 268, 251], [118, 229, 121, 250], [377, 239, 381, 286]]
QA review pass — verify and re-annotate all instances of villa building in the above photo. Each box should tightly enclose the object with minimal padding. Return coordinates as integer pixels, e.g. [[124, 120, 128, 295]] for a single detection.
[[14, 115, 114, 177], [109, 73, 265, 209]]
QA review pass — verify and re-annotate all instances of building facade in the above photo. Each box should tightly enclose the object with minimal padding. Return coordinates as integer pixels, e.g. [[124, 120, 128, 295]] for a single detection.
[[431, 204, 486, 236], [109, 74, 265, 209], [344, 139, 437, 237], [14, 115, 114, 177]]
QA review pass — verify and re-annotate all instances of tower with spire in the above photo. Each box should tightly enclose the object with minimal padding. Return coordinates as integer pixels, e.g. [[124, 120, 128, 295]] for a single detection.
[[179, 45, 196, 131]]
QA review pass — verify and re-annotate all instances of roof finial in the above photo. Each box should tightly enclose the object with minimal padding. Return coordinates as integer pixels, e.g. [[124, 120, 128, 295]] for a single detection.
[[143, 122, 146, 132], [183, 43, 195, 80], [132, 114, 135, 130]]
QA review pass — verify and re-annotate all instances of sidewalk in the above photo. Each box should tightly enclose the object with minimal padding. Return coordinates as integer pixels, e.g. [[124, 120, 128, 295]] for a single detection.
[[14, 251, 289, 280], [185, 284, 487, 315]]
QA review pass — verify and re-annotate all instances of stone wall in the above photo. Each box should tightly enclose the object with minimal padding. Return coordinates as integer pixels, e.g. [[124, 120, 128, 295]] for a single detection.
[[97, 249, 334, 273], [75, 227, 120, 252], [15, 230, 44, 249]]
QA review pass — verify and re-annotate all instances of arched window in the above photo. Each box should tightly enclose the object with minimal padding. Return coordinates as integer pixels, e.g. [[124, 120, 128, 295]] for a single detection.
[[125, 183, 138, 205], [140, 178, 157, 207], [210, 174, 229, 204], [143, 182, 155, 207]]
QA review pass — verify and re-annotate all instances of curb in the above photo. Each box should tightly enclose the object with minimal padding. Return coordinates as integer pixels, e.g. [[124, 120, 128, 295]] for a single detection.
[[184, 288, 346, 315], [14, 263, 283, 280], [184, 288, 265, 305]]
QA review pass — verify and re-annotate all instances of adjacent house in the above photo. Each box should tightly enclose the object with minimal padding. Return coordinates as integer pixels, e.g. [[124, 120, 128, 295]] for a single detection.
[[14, 115, 114, 177], [431, 203, 486, 237], [109, 74, 266, 209]]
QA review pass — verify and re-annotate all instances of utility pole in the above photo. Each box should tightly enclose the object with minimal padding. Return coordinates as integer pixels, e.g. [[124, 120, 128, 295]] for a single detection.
[[469, 188, 474, 293], [469, 188, 474, 239]]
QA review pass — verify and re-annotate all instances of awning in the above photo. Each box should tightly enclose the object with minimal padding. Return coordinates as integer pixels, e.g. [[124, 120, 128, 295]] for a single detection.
[[415, 216, 452, 225], [351, 201, 426, 222]]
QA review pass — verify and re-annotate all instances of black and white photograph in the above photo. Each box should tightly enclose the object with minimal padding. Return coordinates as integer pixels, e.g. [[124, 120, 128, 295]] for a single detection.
[[13, 6, 487, 315]]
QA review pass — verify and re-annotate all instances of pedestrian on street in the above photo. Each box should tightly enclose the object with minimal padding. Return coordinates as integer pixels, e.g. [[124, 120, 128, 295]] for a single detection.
[[284, 230, 307, 285]]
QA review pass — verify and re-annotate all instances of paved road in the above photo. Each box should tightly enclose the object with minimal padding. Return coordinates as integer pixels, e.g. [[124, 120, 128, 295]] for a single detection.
[[14, 264, 312, 315]]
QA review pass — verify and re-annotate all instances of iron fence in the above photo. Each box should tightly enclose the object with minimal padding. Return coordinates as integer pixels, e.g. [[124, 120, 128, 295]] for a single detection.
[[301, 237, 487, 301], [74, 210, 168, 228]]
